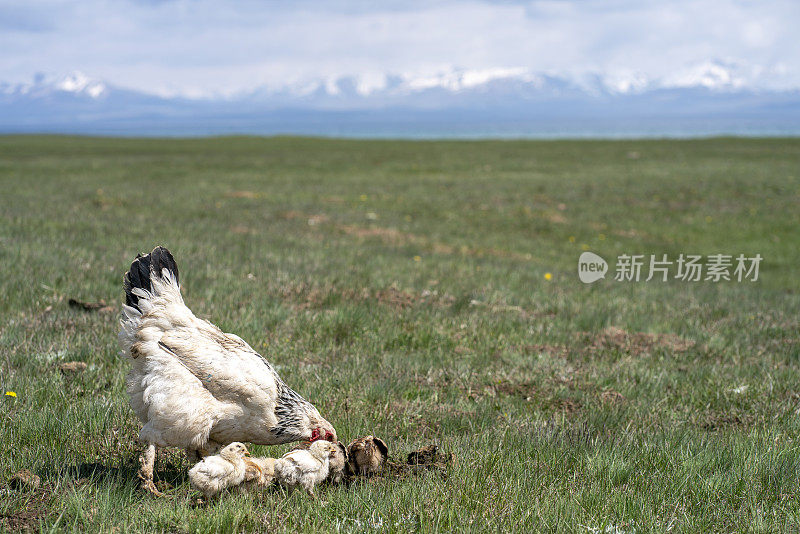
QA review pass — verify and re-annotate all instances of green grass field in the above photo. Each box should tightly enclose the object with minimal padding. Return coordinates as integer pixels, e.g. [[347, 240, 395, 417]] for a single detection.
[[1, 135, 799, 533]]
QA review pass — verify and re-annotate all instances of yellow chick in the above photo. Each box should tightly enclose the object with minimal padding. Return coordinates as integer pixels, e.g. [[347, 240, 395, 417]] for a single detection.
[[327, 441, 348, 484], [274, 440, 339, 497], [189, 442, 250, 500], [240, 456, 276, 491]]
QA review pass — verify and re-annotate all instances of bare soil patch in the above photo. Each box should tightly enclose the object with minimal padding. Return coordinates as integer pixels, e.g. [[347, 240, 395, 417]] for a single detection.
[[581, 327, 695, 355], [225, 190, 263, 199], [68, 298, 115, 313], [337, 223, 532, 261], [378, 444, 454, 480], [58, 361, 88, 374], [698, 412, 755, 431], [1, 478, 52, 533], [281, 282, 453, 311]]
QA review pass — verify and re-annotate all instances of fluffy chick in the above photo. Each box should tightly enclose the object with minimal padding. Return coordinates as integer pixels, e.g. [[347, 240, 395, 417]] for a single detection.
[[286, 440, 345, 483], [274, 440, 338, 497], [347, 436, 388, 476], [328, 441, 348, 484], [239, 456, 276, 491], [189, 442, 249, 500]]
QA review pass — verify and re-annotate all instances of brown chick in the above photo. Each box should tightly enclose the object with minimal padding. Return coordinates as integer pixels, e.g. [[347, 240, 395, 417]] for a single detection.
[[347, 436, 388, 476]]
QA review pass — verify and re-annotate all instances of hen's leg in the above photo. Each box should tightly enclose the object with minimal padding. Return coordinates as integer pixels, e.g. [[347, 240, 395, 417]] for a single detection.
[[138, 442, 166, 497]]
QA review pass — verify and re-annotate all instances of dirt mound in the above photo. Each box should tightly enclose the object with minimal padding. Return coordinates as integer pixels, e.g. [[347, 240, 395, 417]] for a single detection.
[[383, 444, 454, 479]]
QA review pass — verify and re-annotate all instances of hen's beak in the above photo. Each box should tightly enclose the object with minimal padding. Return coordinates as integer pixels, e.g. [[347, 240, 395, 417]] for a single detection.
[[244, 451, 251, 457]]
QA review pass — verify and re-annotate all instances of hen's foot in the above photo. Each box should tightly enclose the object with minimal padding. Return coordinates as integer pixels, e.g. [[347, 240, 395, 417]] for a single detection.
[[137, 442, 164, 496], [138, 475, 167, 497]]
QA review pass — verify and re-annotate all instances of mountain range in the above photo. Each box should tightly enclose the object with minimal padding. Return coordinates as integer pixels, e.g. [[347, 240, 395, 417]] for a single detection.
[[2, 62, 799, 137]]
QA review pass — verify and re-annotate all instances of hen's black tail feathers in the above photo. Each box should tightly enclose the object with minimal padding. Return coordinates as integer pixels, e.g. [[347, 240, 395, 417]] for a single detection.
[[123, 246, 180, 311]]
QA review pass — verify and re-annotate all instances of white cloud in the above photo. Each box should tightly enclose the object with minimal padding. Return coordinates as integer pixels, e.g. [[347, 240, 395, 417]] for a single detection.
[[0, 0, 797, 96]]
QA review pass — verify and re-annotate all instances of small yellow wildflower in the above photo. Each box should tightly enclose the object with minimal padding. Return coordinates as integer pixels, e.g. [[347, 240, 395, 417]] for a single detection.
[[359, 194, 368, 201], [705, 215, 713, 223], [598, 233, 606, 241], [413, 255, 421, 262], [544, 272, 553, 281], [568, 236, 576, 243], [4, 391, 16, 398], [581, 244, 590, 251]]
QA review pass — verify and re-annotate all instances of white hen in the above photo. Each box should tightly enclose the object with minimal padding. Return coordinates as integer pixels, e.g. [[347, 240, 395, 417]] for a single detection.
[[274, 440, 338, 497], [119, 247, 337, 495], [189, 442, 250, 500]]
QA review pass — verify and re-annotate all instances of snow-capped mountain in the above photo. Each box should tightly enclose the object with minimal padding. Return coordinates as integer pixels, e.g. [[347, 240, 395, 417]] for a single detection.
[[238, 60, 793, 103], [1, 62, 798, 137], [1, 72, 108, 99]]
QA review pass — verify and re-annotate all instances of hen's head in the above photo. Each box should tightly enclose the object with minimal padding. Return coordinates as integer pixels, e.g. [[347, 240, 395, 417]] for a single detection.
[[306, 409, 337, 443], [271, 385, 337, 444]]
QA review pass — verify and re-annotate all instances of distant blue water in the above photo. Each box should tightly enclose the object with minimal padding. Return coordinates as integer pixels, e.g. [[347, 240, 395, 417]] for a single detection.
[[2, 115, 799, 139]]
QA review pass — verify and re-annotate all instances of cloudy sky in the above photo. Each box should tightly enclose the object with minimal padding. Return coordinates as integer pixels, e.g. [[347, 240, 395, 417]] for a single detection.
[[1, 0, 798, 96]]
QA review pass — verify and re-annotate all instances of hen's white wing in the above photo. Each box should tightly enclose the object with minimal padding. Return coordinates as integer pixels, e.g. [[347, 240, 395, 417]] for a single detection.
[[159, 322, 280, 405]]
